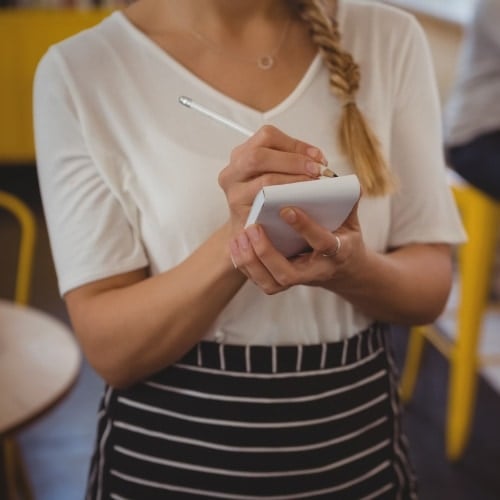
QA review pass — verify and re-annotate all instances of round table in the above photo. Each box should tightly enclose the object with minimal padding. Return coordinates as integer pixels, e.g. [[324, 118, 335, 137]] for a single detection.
[[0, 299, 81, 434], [0, 299, 82, 499]]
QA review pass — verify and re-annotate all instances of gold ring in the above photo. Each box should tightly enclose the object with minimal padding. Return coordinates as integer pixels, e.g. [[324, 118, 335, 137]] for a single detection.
[[321, 235, 342, 258]]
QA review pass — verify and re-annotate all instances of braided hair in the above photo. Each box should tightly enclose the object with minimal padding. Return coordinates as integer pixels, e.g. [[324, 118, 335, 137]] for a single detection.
[[291, 0, 396, 196]]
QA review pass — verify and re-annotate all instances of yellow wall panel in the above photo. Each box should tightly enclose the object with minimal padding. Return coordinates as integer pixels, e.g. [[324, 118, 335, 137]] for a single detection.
[[0, 9, 112, 163]]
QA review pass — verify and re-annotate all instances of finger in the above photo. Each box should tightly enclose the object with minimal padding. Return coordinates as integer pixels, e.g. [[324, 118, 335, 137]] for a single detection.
[[220, 125, 334, 190], [319, 234, 342, 258], [229, 229, 284, 294], [246, 125, 336, 178], [245, 224, 337, 287], [219, 150, 328, 197], [244, 225, 299, 291], [340, 197, 362, 231], [248, 147, 327, 182], [249, 125, 329, 166], [225, 145, 329, 186], [279, 207, 346, 258]]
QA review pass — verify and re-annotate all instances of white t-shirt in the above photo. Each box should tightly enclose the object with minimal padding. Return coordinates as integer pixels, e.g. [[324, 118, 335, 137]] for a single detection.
[[33, 0, 465, 345]]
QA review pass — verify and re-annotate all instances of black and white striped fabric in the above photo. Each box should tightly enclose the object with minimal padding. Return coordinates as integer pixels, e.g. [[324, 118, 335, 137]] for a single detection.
[[86, 323, 417, 499]]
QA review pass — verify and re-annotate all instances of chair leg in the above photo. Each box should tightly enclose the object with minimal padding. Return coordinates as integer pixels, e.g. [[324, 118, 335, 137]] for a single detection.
[[399, 326, 428, 403], [2, 437, 33, 500], [447, 187, 500, 460]]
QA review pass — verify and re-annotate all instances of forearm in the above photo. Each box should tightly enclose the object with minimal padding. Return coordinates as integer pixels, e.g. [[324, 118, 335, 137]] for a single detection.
[[320, 243, 453, 325], [67, 224, 246, 388]]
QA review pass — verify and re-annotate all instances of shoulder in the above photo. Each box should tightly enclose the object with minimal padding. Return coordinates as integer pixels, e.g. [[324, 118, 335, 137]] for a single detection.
[[35, 11, 127, 84], [340, 0, 416, 21], [339, 0, 429, 69], [51, 10, 125, 54], [340, 0, 423, 39], [34, 10, 139, 104]]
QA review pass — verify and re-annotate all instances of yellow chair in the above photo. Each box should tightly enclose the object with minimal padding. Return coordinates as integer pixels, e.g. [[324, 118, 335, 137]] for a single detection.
[[0, 191, 81, 498], [0, 190, 37, 499], [0, 191, 36, 305], [400, 171, 500, 461]]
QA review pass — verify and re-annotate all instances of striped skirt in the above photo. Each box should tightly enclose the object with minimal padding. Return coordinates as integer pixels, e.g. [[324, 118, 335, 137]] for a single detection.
[[86, 323, 417, 499]]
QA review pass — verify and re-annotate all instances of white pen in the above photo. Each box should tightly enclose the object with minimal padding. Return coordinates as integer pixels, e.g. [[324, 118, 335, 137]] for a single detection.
[[178, 95, 335, 178], [179, 96, 254, 137]]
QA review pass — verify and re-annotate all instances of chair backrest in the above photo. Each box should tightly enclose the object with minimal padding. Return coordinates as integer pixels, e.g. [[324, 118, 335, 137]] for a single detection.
[[0, 190, 36, 305]]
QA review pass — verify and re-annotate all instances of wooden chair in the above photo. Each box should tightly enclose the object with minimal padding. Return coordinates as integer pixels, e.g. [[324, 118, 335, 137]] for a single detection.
[[0, 191, 81, 499], [399, 172, 500, 461]]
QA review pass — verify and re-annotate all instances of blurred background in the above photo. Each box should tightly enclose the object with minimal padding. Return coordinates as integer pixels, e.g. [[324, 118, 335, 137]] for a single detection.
[[1, 0, 500, 499]]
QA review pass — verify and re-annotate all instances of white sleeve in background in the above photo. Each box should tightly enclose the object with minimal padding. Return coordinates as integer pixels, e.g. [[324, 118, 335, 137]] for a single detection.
[[443, 0, 500, 146], [475, 0, 500, 49]]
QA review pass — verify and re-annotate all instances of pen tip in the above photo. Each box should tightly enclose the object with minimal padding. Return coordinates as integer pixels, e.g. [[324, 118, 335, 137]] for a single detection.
[[321, 167, 337, 178]]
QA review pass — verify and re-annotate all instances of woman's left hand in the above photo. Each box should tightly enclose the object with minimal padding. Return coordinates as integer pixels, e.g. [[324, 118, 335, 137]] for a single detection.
[[229, 199, 364, 294]]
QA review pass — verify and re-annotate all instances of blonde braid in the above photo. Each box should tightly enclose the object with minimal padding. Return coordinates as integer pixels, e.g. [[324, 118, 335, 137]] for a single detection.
[[292, 0, 396, 196]]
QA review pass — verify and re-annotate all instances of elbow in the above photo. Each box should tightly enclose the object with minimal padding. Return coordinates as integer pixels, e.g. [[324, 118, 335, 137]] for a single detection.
[[76, 331, 149, 389], [411, 300, 448, 326], [428, 293, 451, 323], [83, 345, 142, 389], [76, 325, 183, 390], [96, 362, 140, 390], [403, 274, 453, 326], [393, 302, 448, 329], [412, 246, 455, 325]]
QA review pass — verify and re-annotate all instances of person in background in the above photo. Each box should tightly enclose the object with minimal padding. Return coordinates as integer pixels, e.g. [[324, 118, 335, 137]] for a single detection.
[[33, 0, 465, 498], [444, 0, 500, 200]]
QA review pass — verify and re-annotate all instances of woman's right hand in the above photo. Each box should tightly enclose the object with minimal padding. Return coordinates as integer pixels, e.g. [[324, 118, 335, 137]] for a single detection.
[[218, 125, 329, 235]]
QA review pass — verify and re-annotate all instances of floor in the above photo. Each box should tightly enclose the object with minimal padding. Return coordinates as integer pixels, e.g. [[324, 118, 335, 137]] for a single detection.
[[2, 166, 500, 500]]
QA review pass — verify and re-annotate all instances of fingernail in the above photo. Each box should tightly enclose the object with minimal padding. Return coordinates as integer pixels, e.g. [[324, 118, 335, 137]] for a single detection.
[[307, 147, 321, 160], [238, 232, 250, 250], [229, 239, 240, 268], [230, 238, 239, 254], [306, 146, 328, 166], [306, 161, 321, 176], [280, 208, 297, 223], [247, 225, 260, 243]]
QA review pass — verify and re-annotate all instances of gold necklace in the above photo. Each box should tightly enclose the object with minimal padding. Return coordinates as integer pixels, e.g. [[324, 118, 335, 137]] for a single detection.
[[190, 17, 292, 70]]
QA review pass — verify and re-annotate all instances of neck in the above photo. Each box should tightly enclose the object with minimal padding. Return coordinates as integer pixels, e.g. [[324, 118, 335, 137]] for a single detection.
[[123, 0, 317, 112], [178, 0, 289, 24], [143, 0, 295, 67], [133, 0, 292, 34]]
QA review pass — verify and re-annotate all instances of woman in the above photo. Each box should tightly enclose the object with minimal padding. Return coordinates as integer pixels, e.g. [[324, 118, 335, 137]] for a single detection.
[[34, 0, 465, 498]]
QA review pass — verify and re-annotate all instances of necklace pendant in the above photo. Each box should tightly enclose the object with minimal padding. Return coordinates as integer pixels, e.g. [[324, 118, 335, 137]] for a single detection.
[[258, 55, 274, 70]]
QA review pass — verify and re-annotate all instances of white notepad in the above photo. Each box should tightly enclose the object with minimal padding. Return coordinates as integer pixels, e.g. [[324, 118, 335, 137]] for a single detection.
[[245, 174, 360, 257]]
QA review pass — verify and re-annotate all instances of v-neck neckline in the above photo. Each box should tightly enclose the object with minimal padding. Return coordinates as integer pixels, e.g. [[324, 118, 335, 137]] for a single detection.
[[112, 10, 324, 120]]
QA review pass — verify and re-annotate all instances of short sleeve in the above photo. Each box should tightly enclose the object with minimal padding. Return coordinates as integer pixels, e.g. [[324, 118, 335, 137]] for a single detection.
[[33, 48, 149, 296], [387, 17, 466, 247]]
